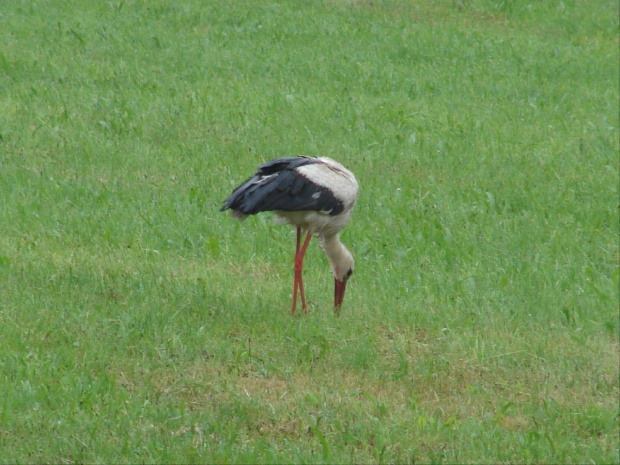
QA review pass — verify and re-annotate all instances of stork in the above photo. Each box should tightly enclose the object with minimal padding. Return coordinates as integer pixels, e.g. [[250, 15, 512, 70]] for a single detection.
[[220, 156, 359, 315]]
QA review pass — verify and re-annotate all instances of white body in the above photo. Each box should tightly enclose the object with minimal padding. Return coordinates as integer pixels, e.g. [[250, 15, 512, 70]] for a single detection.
[[274, 157, 359, 237]]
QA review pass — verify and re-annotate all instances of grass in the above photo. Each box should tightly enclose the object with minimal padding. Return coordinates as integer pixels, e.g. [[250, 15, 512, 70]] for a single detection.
[[1, 0, 618, 462]]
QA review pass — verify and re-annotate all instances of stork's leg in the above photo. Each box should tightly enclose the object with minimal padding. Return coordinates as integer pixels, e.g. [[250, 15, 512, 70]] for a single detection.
[[292, 227, 302, 315], [292, 228, 313, 315], [297, 231, 313, 313]]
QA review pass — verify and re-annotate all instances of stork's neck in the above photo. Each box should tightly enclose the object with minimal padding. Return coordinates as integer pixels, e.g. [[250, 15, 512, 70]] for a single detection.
[[320, 234, 354, 282]]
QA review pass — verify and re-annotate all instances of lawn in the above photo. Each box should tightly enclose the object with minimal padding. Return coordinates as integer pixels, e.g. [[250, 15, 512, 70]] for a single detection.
[[1, 0, 618, 463]]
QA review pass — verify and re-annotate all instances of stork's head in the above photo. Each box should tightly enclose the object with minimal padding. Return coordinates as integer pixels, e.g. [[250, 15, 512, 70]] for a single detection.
[[333, 249, 354, 312]]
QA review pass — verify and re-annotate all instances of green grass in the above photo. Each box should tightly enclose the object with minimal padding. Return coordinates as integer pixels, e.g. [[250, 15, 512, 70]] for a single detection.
[[1, 0, 618, 462]]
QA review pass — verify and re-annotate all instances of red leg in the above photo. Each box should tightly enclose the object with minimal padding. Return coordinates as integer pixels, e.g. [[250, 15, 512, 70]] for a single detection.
[[292, 227, 302, 315], [295, 230, 313, 315]]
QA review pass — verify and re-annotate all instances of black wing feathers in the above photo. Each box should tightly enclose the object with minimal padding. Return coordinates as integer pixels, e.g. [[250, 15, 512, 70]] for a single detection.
[[221, 157, 344, 216], [256, 157, 312, 175]]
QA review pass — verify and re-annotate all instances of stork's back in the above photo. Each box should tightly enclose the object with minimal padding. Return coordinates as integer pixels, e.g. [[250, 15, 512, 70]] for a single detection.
[[220, 157, 346, 217]]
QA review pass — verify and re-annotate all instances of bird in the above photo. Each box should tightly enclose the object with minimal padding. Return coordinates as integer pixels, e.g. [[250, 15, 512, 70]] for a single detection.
[[220, 156, 359, 315]]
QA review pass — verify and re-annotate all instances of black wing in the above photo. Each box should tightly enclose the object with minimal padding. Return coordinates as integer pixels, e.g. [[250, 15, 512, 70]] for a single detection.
[[221, 157, 344, 216]]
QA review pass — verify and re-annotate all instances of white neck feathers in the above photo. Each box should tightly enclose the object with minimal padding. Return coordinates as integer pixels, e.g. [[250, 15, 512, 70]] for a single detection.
[[320, 234, 354, 282]]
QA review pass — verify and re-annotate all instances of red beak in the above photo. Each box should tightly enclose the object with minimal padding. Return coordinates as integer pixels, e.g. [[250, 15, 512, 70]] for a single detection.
[[334, 279, 347, 311]]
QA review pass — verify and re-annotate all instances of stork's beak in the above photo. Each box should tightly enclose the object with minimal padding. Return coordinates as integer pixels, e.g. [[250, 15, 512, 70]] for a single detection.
[[334, 279, 347, 312]]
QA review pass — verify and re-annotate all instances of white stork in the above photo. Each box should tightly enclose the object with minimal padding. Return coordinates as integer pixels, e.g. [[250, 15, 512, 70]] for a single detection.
[[220, 156, 359, 315]]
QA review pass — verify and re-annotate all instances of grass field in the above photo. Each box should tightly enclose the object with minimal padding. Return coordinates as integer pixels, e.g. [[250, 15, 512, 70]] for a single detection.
[[1, 0, 618, 462]]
